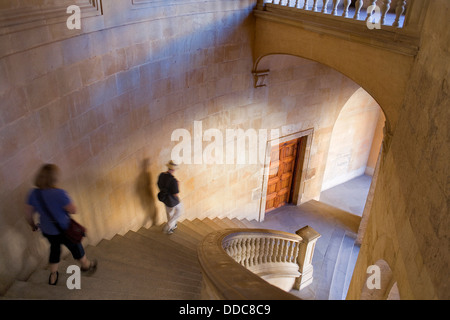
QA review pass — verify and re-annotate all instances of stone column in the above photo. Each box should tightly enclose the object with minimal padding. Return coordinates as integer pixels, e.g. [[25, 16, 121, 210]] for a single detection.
[[293, 226, 321, 290]]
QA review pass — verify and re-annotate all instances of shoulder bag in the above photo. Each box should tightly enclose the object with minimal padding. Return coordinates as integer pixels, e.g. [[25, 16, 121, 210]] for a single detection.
[[36, 189, 86, 244]]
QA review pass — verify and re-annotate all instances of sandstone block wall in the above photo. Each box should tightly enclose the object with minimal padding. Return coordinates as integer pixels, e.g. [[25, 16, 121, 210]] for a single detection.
[[1, 0, 382, 294], [347, 0, 449, 299]]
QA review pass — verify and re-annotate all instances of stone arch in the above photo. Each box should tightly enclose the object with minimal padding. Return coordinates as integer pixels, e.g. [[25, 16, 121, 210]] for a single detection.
[[253, 53, 392, 133], [322, 87, 385, 192], [360, 259, 399, 300]]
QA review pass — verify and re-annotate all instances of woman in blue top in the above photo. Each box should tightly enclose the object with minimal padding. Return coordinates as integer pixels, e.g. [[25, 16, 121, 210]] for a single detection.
[[25, 164, 97, 285]]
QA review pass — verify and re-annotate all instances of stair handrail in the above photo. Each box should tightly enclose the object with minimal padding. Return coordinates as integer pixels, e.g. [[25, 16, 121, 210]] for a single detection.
[[197, 228, 308, 300]]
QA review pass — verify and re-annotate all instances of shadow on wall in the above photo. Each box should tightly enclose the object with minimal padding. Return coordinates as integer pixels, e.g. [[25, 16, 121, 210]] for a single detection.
[[135, 158, 159, 227], [0, 0, 256, 295]]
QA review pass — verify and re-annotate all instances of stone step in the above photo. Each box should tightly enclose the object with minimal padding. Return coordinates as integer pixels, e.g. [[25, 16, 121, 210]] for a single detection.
[[123, 230, 199, 265], [201, 218, 225, 231], [342, 242, 360, 300], [136, 226, 198, 254], [190, 219, 215, 235], [231, 218, 250, 228], [95, 235, 201, 277], [5, 275, 199, 300], [177, 220, 207, 240], [37, 253, 202, 290], [142, 220, 203, 244], [220, 217, 241, 228], [314, 227, 346, 300], [27, 265, 201, 299], [86, 244, 201, 285], [237, 218, 259, 229], [328, 233, 356, 300], [212, 217, 232, 229], [4, 280, 150, 300], [300, 200, 361, 235]]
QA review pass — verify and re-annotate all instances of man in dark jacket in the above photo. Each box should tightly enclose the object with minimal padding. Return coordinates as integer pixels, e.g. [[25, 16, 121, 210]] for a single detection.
[[157, 160, 183, 234]]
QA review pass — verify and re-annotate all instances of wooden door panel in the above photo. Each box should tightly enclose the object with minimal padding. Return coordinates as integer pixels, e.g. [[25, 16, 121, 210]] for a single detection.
[[265, 138, 301, 213]]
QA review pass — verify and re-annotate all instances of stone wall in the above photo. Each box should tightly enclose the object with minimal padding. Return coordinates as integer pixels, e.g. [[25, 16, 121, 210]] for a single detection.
[[322, 88, 382, 191], [347, 0, 449, 300], [0, 0, 376, 294]]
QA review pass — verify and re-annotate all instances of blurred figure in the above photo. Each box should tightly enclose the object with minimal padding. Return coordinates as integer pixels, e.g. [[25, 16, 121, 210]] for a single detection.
[[25, 164, 97, 285], [157, 160, 184, 234]]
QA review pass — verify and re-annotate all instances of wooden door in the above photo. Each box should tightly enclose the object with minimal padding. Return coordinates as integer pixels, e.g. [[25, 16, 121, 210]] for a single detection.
[[265, 138, 301, 213]]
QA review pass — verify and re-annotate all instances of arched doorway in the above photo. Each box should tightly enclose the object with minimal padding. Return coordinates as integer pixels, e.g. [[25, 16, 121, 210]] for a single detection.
[[320, 88, 385, 217]]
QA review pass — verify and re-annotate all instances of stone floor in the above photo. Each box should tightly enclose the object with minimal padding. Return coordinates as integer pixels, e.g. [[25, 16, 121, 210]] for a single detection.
[[252, 175, 372, 299], [319, 174, 372, 216]]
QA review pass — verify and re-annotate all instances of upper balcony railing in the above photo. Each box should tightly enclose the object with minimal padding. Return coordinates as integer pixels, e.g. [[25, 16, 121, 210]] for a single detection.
[[262, 0, 409, 28], [255, 0, 429, 56]]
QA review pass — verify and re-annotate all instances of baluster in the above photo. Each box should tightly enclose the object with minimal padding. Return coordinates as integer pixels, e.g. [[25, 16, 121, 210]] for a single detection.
[[250, 238, 256, 266], [263, 238, 269, 264], [280, 240, 287, 262], [229, 240, 235, 259], [247, 238, 252, 267], [244, 238, 249, 268], [322, 0, 330, 13], [393, 0, 406, 27], [381, 0, 391, 25], [295, 0, 300, 9], [366, 0, 378, 22], [286, 241, 293, 262], [284, 241, 290, 262], [353, 0, 362, 19], [246, 238, 251, 267], [342, 0, 351, 17], [238, 239, 244, 265], [281, 239, 286, 262], [240, 239, 246, 266], [267, 238, 273, 262], [274, 239, 280, 262], [353, 0, 363, 20], [276, 240, 283, 262], [263, 238, 270, 263], [256, 238, 262, 264], [332, 0, 340, 16], [293, 242, 300, 262], [303, 0, 310, 10], [312, 0, 319, 12]]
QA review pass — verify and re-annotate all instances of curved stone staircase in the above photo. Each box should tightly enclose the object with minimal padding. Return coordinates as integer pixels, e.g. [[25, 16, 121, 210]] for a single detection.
[[2, 217, 258, 300], [2, 201, 361, 300]]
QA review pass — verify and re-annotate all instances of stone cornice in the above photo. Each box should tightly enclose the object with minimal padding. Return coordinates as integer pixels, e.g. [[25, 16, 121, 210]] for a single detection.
[[255, 4, 421, 57], [0, 0, 102, 35]]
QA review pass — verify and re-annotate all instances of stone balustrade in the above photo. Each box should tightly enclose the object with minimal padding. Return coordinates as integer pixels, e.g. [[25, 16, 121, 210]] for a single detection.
[[197, 226, 320, 299], [260, 0, 411, 29]]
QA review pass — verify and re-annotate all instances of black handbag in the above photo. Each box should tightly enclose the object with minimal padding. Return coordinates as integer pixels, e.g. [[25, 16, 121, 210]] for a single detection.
[[36, 189, 86, 243]]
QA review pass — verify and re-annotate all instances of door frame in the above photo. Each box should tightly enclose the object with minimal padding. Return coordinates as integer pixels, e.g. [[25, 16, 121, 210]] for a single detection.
[[258, 128, 314, 222]]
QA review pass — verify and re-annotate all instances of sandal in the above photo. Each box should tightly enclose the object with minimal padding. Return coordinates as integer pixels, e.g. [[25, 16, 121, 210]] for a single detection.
[[81, 259, 97, 275], [48, 271, 59, 286]]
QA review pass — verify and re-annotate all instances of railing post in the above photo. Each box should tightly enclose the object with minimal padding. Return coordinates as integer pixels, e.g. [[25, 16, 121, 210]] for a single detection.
[[256, 0, 266, 11], [293, 225, 321, 290]]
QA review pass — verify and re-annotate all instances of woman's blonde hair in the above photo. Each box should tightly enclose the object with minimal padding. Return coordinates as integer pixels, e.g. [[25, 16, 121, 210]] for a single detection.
[[34, 164, 60, 189]]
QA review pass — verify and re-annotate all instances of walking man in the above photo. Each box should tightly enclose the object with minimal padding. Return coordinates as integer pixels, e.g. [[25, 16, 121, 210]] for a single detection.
[[157, 160, 183, 234]]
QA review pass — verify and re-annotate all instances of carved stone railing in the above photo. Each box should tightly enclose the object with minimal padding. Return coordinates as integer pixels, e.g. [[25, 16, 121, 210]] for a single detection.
[[261, 0, 409, 28], [256, 0, 429, 54], [197, 226, 320, 299]]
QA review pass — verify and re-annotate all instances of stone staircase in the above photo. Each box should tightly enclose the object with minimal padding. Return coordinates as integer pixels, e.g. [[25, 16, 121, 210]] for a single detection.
[[2, 217, 258, 300], [2, 201, 361, 300]]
